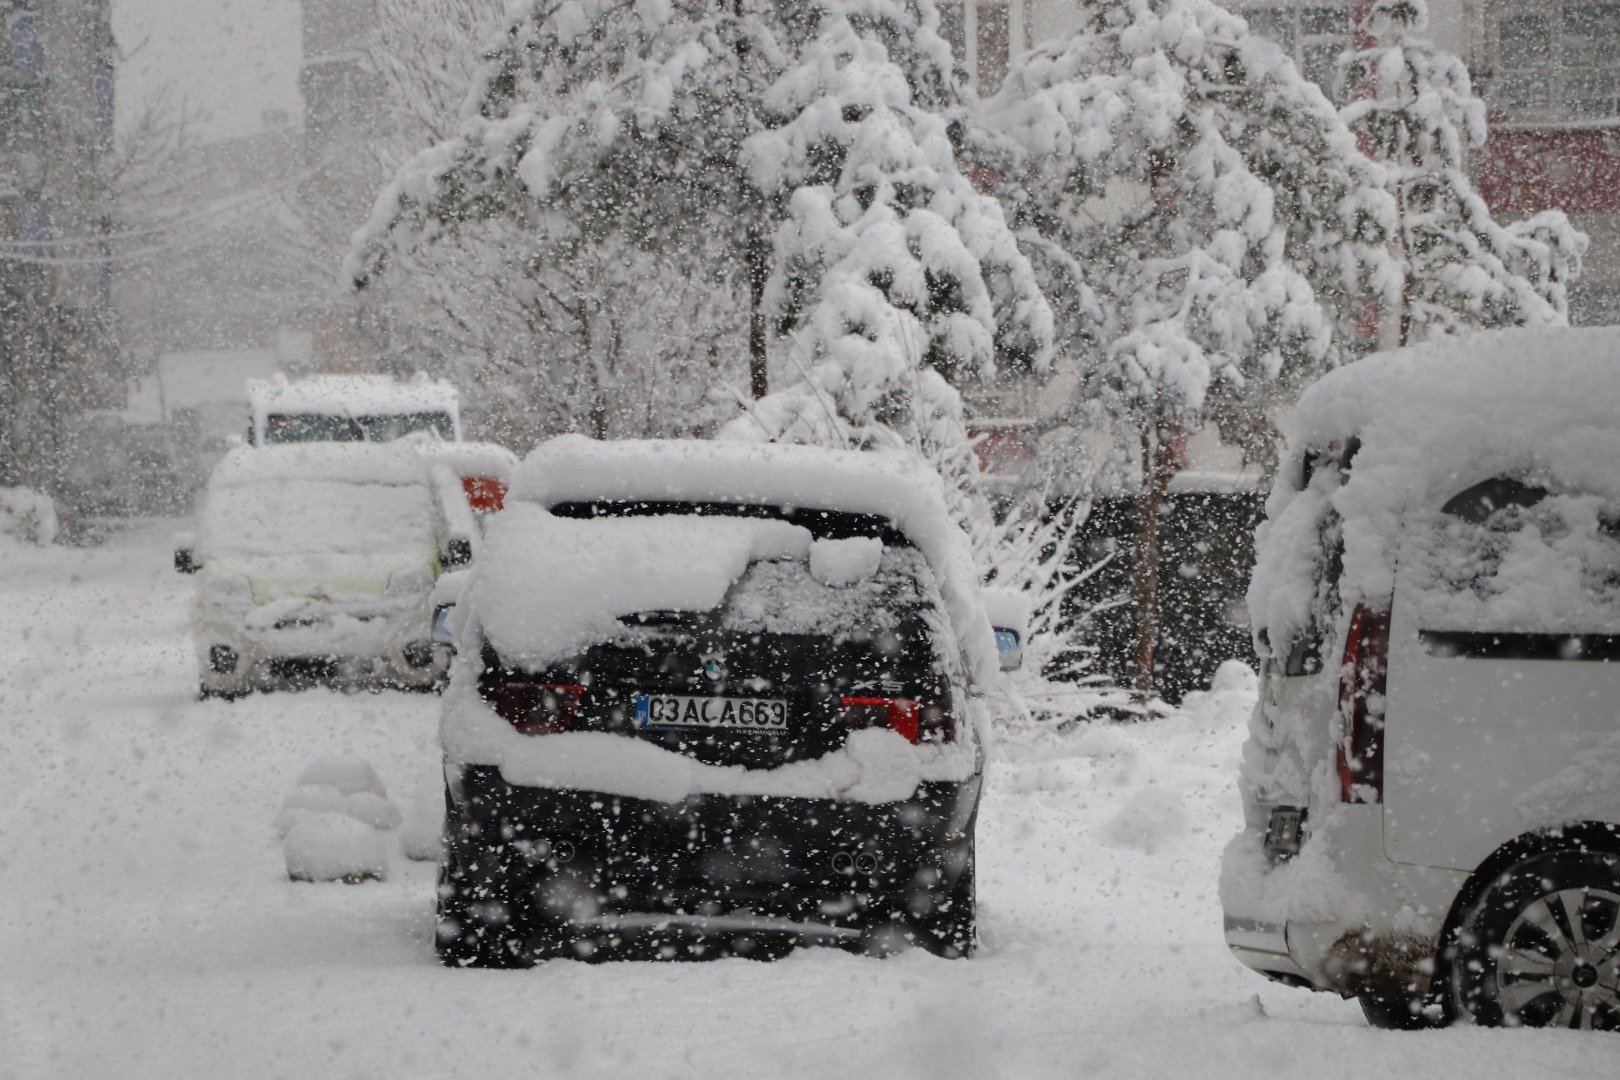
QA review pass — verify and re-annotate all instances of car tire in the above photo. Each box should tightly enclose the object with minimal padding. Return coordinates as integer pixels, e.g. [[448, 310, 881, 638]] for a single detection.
[[197, 682, 245, 702], [910, 840, 976, 959], [434, 810, 533, 969], [1447, 848, 1620, 1030]]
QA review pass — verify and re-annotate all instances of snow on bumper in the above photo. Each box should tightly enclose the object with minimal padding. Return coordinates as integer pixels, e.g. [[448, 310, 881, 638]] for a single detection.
[[195, 596, 440, 689], [440, 678, 982, 805], [1219, 805, 1467, 997]]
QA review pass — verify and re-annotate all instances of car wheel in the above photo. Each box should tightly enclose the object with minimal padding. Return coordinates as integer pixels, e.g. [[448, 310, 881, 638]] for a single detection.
[[434, 811, 533, 969], [1448, 849, 1620, 1030], [910, 840, 976, 959]]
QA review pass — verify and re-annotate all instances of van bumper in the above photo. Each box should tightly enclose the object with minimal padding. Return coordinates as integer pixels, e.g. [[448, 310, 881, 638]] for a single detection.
[[1221, 805, 1469, 998]]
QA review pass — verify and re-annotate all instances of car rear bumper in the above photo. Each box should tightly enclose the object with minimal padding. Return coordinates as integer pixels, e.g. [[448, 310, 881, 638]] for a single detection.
[[1221, 806, 1469, 997], [450, 764, 979, 937]]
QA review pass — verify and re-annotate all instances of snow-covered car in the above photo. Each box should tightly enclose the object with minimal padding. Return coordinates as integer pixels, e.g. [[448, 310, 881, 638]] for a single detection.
[[1222, 328, 1620, 1031], [246, 374, 461, 446], [186, 443, 472, 698], [435, 436, 997, 966]]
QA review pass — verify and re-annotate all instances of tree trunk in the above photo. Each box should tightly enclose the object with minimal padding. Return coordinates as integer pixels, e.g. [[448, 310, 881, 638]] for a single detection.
[[747, 223, 769, 399], [1131, 423, 1179, 701]]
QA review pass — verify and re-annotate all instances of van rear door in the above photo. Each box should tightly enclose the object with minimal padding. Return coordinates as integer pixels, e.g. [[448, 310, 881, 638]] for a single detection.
[[1384, 481, 1620, 871]]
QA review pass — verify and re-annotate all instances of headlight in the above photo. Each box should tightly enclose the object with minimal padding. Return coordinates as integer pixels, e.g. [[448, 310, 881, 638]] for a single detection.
[[200, 571, 253, 612], [387, 567, 434, 598]]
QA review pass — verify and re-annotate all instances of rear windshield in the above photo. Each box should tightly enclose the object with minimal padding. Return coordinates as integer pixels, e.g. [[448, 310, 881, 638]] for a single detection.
[[265, 412, 454, 444], [1402, 481, 1620, 635], [721, 546, 937, 638]]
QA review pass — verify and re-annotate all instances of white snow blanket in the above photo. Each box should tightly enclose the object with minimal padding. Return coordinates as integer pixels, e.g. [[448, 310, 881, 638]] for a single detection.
[[0, 487, 58, 546]]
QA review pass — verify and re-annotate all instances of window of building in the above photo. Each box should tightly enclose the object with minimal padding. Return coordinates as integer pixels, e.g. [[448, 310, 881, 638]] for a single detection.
[[1489, 3, 1620, 123], [1239, 4, 1353, 99], [936, 1, 1011, 94]]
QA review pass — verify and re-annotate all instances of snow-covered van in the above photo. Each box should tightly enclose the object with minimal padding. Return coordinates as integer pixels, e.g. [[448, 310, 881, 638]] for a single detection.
[[246, 374, 461, 446], [185, 444, 474, 697], [435, 436, 998, 966], [1222, 328, 1620, 1031]]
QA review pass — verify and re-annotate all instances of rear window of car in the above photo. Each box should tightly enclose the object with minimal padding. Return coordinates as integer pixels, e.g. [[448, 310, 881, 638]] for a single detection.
[[721, 545, 938, 638], [1401, 479, 1620, 635]]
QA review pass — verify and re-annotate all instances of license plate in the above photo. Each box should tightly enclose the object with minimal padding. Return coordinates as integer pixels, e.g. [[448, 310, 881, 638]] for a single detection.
[[635, 694, 788, 732], [1264, 806, 1306, 862]]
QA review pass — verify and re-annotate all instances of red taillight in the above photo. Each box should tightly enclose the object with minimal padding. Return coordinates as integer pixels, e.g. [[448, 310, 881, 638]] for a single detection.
[[1336, 603, 1390, 803], [462, 475, 507, 513], [839, 696, 951, 744], [481, 681, 584, 735]]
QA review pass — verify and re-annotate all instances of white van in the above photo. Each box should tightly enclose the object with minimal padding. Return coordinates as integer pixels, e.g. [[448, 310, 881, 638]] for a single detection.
[[182, 444, 473, 697], [1222, 328, 1620, 1031]]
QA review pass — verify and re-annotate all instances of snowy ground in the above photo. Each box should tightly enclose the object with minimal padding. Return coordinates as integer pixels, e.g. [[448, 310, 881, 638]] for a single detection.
[[2, 523, 1611, 1078]]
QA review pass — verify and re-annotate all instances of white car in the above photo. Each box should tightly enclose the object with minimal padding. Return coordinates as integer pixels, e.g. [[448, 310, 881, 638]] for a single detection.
[[181, 443, 472, 697], [1222, 328, 1620, 1030]]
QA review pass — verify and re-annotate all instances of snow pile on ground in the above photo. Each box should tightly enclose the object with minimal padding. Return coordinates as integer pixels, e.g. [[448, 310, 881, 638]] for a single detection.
[[0, 486, 58, 546], [276, 757, 401, 883]]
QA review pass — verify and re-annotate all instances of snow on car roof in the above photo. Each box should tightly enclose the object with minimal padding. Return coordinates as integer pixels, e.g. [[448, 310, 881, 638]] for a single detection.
[[508, 435, 1000, 682], [210, 443, 429, 489], [1252, 327, 1620, 647], [246, 375, 460, 418]]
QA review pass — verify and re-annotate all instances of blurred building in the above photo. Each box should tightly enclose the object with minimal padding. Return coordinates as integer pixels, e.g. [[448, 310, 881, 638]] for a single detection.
[[0, 0, 119, 490]]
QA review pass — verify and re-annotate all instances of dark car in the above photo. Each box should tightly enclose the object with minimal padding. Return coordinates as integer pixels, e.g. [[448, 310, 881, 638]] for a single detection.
[[433, 437, 997, 967]]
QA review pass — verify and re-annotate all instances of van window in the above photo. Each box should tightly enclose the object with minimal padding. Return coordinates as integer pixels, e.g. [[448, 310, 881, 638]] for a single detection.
[[1403, 479, 1620, 635]]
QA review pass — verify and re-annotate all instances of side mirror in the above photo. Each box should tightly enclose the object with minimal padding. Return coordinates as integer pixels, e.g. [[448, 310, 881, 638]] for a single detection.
[[431, 603, 456, 647], [993, 628, 1023, 672], [443, 537, 472, 568], [175, 534, 199, 574]]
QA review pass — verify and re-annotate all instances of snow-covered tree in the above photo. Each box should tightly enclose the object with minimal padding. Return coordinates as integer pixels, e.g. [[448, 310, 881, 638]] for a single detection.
[[1339, 0, 1586, 343], [336, 0, 747, 446], [986, 0, 1398, 696], [355, 1, 1047, 532], [721, 1, 1052, 542]]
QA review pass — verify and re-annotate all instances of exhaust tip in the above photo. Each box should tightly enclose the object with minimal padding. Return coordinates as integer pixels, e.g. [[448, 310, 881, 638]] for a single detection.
[[854, 852, 879, 876], [830, 850, 854, 875]]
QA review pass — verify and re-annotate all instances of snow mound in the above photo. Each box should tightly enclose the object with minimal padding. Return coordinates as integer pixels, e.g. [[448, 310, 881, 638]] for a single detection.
[[283, 812, 390, 884], [397, 778, 446, 863], [808, 537, 882, 587], [0, 487, 58, 546], [210, 443, 427, 489], [277, 757, 400, 882]]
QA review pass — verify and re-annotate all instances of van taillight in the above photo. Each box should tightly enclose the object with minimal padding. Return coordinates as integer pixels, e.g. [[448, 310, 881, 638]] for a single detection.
[[462, 475, 507, 513], [481, 680, 584, 735], [1336, 603, 1390, 803], [839, 696, 951, 744]]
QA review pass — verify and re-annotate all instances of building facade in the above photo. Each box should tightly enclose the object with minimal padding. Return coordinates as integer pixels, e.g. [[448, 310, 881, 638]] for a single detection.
[[1, 0, 118, 491]]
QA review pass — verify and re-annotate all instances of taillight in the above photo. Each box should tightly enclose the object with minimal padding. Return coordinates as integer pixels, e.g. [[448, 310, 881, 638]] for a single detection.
[[839, 696, 952, 744], [462, 475, 507, 513], [481, 680, 584, 735], [1336, 603, 1390, 803]]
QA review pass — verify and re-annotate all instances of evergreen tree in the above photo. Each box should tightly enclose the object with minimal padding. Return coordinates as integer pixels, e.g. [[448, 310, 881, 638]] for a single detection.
[[1339, 0, 1586, 343], [986, 0, 1398, 696]]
